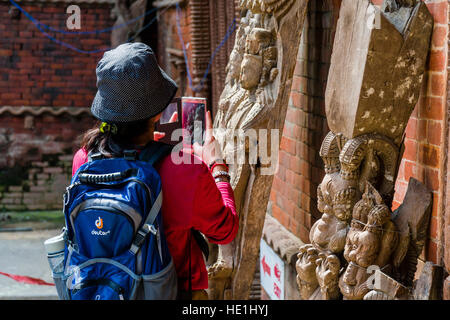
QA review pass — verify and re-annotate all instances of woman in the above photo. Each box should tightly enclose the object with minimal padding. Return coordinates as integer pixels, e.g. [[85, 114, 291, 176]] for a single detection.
[[72, 42, 238, 300]]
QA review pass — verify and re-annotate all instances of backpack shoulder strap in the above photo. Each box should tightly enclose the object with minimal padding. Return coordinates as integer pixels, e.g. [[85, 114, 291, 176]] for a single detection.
[[129, 141, 172, 256], [129, 190, 162, 255], [138, 141, 173, 166]]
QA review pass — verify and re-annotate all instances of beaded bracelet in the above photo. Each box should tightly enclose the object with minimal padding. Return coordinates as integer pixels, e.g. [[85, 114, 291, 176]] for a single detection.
[[212, 170, 230, 180], [215, 176, 230, 183]]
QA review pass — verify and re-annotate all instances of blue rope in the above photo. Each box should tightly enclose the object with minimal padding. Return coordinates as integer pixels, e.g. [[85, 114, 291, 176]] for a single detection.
[[10, 1, 169, 54], [175, 3, 237, 93], [9, 0, 238, 90], [9, 0, 159, 35]]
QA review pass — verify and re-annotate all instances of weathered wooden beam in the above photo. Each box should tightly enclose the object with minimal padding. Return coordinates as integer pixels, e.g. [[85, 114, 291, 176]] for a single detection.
[[325, 0, 433, 146]]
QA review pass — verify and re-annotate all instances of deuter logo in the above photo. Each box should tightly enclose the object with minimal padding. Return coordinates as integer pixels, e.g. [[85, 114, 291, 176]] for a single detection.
[[95, 217, 103, 229], [92, 217, 110, 236], [91, 229, 111, 236]]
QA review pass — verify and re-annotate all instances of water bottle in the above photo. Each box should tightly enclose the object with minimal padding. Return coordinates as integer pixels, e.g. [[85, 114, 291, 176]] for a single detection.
[[44, 233, 65, 275]]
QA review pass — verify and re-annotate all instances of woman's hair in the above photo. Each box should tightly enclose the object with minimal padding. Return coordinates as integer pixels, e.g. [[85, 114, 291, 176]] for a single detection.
[[81, 118, 151, 157]]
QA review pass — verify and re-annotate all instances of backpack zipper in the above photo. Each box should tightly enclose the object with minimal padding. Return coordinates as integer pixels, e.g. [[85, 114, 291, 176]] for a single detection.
[[71, 278, 125, 300]]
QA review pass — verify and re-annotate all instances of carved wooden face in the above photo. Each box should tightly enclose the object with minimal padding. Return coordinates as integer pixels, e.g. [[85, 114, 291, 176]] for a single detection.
[[344, 227, 380, 268], [312, 173, 349, 250], [232, 53, 244, 80], [333, 202, 354, 222], [240, 53, 263, 89]]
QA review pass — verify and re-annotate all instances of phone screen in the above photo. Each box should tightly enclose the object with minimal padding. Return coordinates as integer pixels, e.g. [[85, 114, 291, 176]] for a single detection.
[[182, 98, 206, 146]]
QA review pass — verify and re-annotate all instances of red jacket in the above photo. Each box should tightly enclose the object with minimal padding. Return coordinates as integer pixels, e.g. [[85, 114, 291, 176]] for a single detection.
[[72, 148, 238, 290]]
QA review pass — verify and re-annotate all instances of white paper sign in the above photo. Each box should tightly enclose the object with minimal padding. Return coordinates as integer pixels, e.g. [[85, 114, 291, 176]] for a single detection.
[[260, 238, 285, 300]]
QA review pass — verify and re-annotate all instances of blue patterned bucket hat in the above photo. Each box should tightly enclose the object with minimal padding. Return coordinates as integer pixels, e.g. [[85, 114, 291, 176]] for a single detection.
[[91, 42, 178, 123]]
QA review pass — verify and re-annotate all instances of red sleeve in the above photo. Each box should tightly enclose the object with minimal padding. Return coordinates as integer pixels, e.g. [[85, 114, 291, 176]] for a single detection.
[[191, 166, 239, 245], [72, 148, 88, 176]]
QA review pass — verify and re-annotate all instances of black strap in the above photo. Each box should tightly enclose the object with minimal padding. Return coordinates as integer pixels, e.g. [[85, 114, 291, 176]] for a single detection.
[[184, 230, 208, 300], [87, 151, 103, 162], [188, 230, 193, 299], [192, 229, 209, 261]]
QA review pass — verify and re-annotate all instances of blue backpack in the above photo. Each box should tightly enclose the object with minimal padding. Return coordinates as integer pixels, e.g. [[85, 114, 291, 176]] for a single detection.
[[57, 142, 177, 300]]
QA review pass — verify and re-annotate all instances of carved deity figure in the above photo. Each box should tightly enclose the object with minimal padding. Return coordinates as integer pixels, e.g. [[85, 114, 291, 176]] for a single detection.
[[209, 11, 279, 299], [296, 0, 433, 300], [339, 183, 399, 300], [296, 132, 400, 299], [210, 0, 309, 299]]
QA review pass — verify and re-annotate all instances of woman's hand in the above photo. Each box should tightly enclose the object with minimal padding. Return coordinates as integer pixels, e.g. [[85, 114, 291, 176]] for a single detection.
[[193, 110, 224, 167]]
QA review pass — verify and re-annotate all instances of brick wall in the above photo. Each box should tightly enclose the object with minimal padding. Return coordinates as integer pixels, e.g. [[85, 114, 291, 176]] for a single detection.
[[156, 1, 211, 101], [0, 0, 114, 211], [0, 110, 95, 211], [0, 1, 114, 107], [269, 0, 339, 243]]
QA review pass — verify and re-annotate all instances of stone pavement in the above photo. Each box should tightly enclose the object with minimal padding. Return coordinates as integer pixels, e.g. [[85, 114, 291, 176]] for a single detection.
[[0, 229, 61, 300]]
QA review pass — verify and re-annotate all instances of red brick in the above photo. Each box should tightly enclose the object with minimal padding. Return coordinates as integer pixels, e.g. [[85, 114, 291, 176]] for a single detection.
[[290, 91, 301, 108], [293, 206, 305, 226], [424, 168, 440, 192], [0, 49, 13, 56], [289, 156, 302, 174], [298, 224, 310, 243], [409, 161, 425, 182], [431, 25, 447, 48], [429, 216, 438, 240], [427, 120, 442, 146], [289, 218, 299, 236], [403, 138, 418, 161], [430, 72, 446, 96], [1, 93, 20, 100], [417, 119, 428, 141], [285, 107, 301, 125], [426, 2, 448, 24], [280, 136, 296, 155], [394, 180, 408, 204], [397, 160, 406, 182], [431, 192, 440, 218], [272, 204, 289, 229], [426, 240, 438, 264], [301, 193, 312, 212], [405, 117, 417, 140], [428, 49, 446, 72], [418, 144, 440, 168]]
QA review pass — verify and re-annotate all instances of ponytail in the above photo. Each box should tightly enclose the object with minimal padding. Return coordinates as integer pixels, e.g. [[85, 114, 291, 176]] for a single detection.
[[81, 118, 152, 157]]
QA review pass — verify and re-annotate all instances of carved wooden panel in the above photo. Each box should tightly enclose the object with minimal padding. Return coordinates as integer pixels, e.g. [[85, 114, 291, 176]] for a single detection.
[[209, 0, 309, 300], [296, 0, 434, 300]]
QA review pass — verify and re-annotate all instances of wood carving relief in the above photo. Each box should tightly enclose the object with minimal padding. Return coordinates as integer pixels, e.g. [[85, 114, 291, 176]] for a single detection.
[[296, 0, 434, 300], [209, 0, 309, 300]]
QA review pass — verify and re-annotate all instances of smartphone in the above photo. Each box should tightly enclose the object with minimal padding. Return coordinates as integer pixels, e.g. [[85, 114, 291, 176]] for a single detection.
[[181, 97, 206, 147], [155, 97, 207, 147]]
